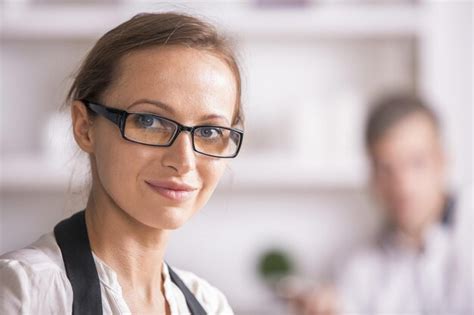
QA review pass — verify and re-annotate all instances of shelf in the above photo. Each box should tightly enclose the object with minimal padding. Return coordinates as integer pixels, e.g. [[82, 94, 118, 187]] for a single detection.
[[0, 155, 90, 192], [224, 156, 368, 191], [1, 155, 367, 192], [1, 3, 420, 40]]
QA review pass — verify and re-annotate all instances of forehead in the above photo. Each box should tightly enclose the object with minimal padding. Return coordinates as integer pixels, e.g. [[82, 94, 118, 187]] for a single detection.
[[105, 46, 237, 123], [372, 113, 441, 159]]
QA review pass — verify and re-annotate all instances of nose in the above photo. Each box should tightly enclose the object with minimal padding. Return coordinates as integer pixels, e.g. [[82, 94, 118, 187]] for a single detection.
[[391, 167, 417, 199], [161, 131, 197, 175]]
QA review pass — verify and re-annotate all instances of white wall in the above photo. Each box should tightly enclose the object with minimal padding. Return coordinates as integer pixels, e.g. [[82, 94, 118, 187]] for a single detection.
[[418, 1, 473, 188]]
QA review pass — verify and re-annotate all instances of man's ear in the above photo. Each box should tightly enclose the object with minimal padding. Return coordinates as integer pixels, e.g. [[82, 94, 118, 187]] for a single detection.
[[71, 100, 94, 153]]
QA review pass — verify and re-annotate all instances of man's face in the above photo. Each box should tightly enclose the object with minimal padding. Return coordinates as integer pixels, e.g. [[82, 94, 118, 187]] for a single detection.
[[370, 113, 446, 234]]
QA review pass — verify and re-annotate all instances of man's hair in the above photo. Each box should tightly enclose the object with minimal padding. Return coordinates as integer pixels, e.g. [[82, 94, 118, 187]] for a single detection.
[[365, 93, 440, 151]]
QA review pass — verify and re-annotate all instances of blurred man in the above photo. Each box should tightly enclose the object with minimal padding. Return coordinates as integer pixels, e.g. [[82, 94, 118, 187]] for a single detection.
[[295, 94, 473, 315]]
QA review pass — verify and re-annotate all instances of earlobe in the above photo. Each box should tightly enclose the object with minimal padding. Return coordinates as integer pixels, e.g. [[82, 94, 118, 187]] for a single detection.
[[71, 100, 94, 153]]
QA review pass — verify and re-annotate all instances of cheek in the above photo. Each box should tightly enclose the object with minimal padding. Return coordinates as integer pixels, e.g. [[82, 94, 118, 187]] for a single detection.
[[92, 126, 145, 204], [373, 172, 393, 198], [196, 159, 227, 201], [412, 158, 443, 195]]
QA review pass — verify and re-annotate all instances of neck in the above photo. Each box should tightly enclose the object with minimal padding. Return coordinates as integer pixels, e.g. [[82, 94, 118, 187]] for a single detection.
[[394, 228, 426, 251], [84, 186, 169, 299], [393, 194, 447, 251]]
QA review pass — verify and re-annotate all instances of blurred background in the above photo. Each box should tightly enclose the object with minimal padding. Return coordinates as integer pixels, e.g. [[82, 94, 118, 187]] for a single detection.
[[0, 0, 472, 314]]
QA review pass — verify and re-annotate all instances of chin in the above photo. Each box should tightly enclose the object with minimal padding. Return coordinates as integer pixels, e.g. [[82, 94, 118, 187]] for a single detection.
[[395, 213, 426, 233], [136, 205, 194, 230]]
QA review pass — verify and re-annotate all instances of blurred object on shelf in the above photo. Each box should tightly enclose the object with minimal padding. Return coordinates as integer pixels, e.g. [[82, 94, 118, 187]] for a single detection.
[[258, 248, 295, 289]]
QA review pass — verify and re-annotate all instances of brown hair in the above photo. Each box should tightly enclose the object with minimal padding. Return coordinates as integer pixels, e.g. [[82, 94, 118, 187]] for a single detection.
[[365, 93, 440, 151], [66, 12, 243, 126]]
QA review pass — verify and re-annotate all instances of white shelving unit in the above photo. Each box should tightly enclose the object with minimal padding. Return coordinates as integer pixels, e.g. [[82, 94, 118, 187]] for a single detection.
[[2, 3, 420, 39], [0, 155, 88, 192]]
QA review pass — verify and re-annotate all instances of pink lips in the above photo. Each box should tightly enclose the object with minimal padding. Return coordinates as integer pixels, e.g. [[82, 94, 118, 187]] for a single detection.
[[145, 180, 198, 202]]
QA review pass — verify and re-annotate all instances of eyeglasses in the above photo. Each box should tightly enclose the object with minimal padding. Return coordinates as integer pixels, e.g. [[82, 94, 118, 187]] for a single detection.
[[82, 100, 243, 158]]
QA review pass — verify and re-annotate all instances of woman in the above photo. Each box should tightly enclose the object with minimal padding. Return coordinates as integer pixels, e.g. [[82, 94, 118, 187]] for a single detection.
[[0, 12, 244, 314]]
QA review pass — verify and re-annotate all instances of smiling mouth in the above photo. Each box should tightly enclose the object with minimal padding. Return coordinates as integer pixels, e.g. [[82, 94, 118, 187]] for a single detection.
[[145, 181, 198, 202]]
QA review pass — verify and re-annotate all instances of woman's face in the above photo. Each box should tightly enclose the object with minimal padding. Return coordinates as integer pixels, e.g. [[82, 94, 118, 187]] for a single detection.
[[76, 46, 237, 230]]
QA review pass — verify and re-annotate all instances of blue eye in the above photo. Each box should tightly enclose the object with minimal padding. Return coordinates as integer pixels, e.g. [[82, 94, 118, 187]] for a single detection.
[[136, 114, 157, 128], [196, 127, 223, 139]]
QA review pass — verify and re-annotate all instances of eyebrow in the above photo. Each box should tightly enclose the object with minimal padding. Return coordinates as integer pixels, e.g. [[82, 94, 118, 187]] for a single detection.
[[128, 98, 230, 125], [128, 98, 175, 114], [200, 114, 230, 125]]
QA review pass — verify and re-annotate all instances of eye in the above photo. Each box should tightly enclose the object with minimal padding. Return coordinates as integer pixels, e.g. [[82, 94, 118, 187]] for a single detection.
[[196, 127, 223, 139], [135, 114, 159, 128]]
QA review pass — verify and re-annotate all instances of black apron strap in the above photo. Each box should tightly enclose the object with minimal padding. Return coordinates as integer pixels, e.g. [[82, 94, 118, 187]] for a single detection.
[[54, 210, 207, 315], [167, 265, 207, 315], [54, 210, 102, 315]]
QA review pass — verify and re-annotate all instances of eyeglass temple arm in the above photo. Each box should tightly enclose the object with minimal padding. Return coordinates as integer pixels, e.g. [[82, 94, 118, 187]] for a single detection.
[[83, 101, 123, 127]]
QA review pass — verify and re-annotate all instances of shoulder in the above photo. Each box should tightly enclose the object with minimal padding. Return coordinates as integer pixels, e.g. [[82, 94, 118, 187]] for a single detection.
[[0, 232, 67, 282], [1, 232, 65, 271], [0, 232, 72, 313], [171, 266, 234, 314]]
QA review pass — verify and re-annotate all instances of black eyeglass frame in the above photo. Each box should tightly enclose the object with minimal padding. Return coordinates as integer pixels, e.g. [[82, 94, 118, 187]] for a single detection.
[[81, 100, 244, 158]]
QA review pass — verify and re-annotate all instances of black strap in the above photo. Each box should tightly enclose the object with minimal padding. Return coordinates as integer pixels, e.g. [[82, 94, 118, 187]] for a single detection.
[[54, 210, 102, 315], [168, 264, 207, 315], [54, 210, 207, 315]]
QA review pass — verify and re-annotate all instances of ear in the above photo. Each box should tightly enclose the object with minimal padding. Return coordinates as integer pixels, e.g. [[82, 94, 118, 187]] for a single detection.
[[71, 100, 94, 154]]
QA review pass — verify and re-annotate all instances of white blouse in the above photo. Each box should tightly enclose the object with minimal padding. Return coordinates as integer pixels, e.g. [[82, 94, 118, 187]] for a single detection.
[[0, 232, 234, 315]]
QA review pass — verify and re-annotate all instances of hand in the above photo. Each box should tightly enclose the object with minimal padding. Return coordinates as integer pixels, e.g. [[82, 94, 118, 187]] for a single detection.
[[290, 284, 340, 315]]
